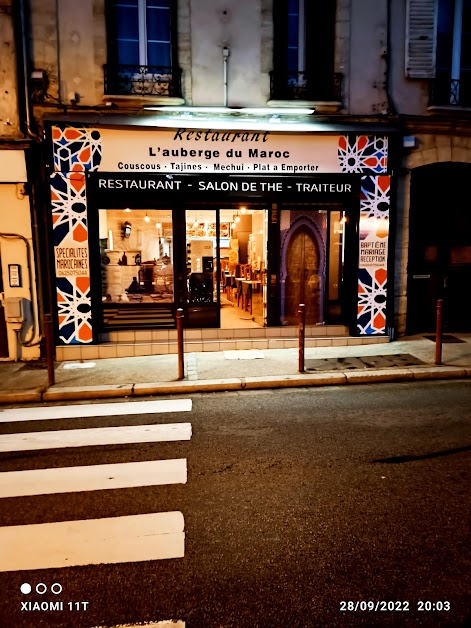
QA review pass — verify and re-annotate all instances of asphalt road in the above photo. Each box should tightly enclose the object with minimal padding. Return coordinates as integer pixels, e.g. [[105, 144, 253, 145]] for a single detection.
[[0, 380, 470, 628]]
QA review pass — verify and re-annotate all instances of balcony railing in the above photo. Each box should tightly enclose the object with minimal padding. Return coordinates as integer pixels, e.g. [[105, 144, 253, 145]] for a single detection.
[[104, 64, 182, 97], [429, 71, 471, 108], [270, 71, 342, 102]]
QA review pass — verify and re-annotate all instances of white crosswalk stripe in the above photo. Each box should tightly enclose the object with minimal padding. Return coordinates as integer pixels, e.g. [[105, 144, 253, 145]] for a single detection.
[[94, 622, 186, 627], [0, 398, 192, 423], [1, 512, 184, 571], [0, 422, 192, 452], [0, 459, 187, 498], [0, 399, 192, 573]]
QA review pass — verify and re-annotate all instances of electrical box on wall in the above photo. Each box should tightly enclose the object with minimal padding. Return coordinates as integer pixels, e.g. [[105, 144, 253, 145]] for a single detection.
[[3, 297, 24, 322], [8, 264, 22, 288]]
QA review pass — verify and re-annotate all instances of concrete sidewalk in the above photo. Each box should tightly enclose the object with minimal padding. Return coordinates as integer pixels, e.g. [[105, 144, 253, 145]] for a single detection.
[[0, 333, 470, 405]]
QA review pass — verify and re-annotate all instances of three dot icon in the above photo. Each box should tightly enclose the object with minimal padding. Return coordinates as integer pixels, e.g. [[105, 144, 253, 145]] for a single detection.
[[20, 582, 62, 594]]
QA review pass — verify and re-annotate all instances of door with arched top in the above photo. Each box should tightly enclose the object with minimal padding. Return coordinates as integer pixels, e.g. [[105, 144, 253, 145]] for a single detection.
[[285, 227, 320, 325]]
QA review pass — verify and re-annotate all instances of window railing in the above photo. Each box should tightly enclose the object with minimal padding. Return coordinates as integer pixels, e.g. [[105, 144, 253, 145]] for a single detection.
[[270, 71, 342, 102], [104, 64, 182, 97], [429, 71, 471, 107]]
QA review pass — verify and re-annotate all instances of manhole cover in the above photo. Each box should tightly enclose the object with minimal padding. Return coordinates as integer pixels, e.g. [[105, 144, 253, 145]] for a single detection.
[[305, 354, 426, 371], [423, 335, 465, 343]]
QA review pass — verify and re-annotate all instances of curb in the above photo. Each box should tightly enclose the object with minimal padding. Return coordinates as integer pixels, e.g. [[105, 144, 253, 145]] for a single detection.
[[0, 366, 469, 405]]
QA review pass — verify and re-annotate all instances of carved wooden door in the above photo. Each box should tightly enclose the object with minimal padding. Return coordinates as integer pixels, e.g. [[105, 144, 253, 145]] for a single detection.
[[285, 228, 320, 325]]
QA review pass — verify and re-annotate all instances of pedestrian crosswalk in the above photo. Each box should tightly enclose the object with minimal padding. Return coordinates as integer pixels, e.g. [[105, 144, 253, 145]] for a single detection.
[[0, 422, 192, 452], [0, 399, 193, 573], [0, 458, 187, 498]]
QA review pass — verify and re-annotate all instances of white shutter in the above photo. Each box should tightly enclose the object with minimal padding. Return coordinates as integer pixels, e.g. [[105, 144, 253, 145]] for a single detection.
[[405, 0, 438, 78]]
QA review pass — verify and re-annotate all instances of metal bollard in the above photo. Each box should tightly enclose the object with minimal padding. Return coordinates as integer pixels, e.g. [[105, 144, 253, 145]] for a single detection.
[[435, 298, 443, 366], [298, 303, 306, 373], [44, 313, 55, 387], [176, 308, 185, 380]]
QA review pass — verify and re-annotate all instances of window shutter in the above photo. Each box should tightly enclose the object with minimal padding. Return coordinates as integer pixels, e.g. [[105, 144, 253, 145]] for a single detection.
[[405, 0, 437, 78]]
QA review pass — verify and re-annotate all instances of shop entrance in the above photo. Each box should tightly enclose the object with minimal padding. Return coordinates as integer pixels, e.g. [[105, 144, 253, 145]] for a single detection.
[[285, 228, 320, 325], [279, 206, 347, 327], [95, 203, 268, 331], [184, 206, 268, 329]]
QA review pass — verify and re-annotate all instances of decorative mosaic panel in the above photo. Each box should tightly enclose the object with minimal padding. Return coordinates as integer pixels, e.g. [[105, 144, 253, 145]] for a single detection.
[[51, 125, 102, 344], [52, 125, 102, 173], [338, 136, 388, 174], [357, 175, 390, 335]]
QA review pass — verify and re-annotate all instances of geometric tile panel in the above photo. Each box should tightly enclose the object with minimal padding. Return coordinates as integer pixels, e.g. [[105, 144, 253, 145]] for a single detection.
[[50, 172, 88, 246], [338, 135, 388, 174], [56, 277, 93, 344], [52, 125, 102, 172], [357, 267, 388, 335], [357, 175, 390, 335], [51, 125, 100, 344]]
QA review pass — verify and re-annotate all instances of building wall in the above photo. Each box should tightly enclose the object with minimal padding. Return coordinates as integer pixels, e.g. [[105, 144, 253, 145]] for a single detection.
[[189, 0, 267, 106], [349, 0, 389, 115], [0, 0, 21, 136], [0, 2, 41, 360], [0, 183, 40, 360], [389, 0, 430, 115], [26, 0, 361, 110], [21, 0, 471, 343]]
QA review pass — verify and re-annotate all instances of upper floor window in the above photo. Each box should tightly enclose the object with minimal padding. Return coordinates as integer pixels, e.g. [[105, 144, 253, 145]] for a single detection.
[[407, 0, 471, 106], [271, 0, 338, 101], [108, 0, 173, 67], [104, 0, 181, 97]]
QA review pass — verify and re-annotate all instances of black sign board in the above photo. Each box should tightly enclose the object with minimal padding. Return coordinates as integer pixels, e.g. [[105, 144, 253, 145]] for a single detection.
[[88, 173, 360, 208]]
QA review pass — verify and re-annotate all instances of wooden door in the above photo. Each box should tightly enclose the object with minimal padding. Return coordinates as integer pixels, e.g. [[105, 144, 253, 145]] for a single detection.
[[285, 228, 320, 325]]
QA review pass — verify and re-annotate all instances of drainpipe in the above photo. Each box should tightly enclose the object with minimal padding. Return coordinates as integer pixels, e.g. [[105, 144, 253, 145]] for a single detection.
[[385, 0, 397, 116], [451, 0, 463, 104], [17, 0, 40, 141], [223, 47, 230, 106], [15, 0, 47, 349]]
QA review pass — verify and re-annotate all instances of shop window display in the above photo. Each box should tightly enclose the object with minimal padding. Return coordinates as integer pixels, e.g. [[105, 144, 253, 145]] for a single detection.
[[99, 209, 174, 303]]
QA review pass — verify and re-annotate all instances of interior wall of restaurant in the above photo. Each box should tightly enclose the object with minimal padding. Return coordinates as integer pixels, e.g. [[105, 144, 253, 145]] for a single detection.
[[101, 210, 172, 264]]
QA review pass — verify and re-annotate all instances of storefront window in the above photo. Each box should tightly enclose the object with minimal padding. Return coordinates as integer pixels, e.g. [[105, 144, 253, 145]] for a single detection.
[[185, 209, 218, 304], [99, 209, 174, 303], [220, 208, 267, 327], [327, 210, 346, 322]]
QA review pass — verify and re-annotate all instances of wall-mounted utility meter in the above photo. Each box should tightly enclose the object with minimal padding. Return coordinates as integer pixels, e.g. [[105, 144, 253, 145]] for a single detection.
[[8, 264, 22, 288]]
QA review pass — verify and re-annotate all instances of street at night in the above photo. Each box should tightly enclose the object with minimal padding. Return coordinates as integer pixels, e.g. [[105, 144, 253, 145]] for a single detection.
[[0, 380, 469, 627]]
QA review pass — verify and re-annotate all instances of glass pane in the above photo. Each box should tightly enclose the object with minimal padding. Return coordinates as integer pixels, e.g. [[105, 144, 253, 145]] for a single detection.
[[115, 5, 139, 39], [147, 7, 171, 41], [147, 0, 170, 7], [115, 2, 139, 65], [287, 13, 299, 47], [147, 41, 171, 67], [146, 3, 171, 66], [99, 209, 174, 304], [186, 210, 217, 304], [287, 49, 299, 74], [117, 41, 139, 65]]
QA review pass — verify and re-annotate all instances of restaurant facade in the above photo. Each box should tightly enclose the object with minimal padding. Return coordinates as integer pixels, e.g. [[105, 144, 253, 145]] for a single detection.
[[46, 118, 394, 354]]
